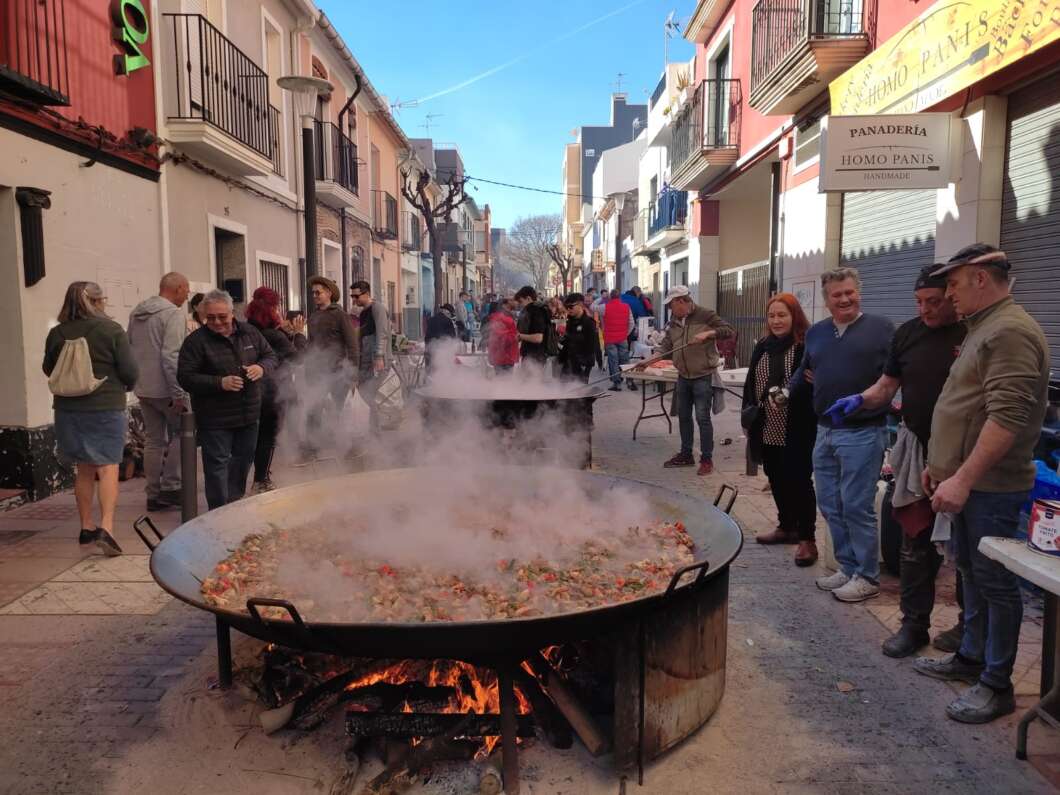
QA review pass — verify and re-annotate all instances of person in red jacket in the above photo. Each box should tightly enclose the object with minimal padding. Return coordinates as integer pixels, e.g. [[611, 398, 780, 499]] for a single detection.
[[601, 290, 636, 391], [486, 300, 519, 372]]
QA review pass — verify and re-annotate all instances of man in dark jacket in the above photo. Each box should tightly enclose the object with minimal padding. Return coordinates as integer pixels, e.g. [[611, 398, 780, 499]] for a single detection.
[[304, 276, 359, 455], [559, 293, 602, 382], [514, 286, 552, 366], [177, 290, 277, 509]]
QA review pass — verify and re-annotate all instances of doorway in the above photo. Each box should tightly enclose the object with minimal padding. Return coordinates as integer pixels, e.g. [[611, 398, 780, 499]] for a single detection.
[[214, 227, 247, 312]]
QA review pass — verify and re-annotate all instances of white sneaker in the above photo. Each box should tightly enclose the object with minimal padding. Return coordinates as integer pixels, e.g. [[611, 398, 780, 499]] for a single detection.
[[832, 574, 880, 603], [815, 570, 850, 591]]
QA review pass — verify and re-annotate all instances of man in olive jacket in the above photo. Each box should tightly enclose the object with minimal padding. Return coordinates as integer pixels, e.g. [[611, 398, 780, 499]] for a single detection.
[[177, 290, 277, 509], [912, 244, 1049, 724], [303, 275, 359, 455], [639, 285, 735, 475]]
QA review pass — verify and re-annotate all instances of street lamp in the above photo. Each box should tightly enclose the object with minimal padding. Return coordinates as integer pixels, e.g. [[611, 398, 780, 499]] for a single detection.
[[613, 193, 626, 293], [278, 74, 333, 305]]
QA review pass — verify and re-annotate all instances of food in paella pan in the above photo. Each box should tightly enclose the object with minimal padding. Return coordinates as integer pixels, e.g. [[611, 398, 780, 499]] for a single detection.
[[200, 519, 695, 623]]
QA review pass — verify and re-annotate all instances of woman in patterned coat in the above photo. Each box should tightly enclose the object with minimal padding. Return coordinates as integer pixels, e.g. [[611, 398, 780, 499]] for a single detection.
[[742, 293, 819, 566]]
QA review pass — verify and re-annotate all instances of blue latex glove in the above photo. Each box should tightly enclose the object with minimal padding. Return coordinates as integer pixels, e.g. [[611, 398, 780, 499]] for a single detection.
[[824, 394, 864, 425]]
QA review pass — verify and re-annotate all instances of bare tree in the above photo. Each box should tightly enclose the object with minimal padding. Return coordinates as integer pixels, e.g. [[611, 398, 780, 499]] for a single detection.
[[401, 168, 468, 309], [546, 241, 575, 295], [505, 213, 562, 295]]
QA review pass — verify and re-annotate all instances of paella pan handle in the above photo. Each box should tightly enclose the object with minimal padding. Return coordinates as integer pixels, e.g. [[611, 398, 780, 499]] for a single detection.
[[713, 483, 738, 514], [246, 597, 307, 631], [665, 559, 713, 597], [132, 515, 165, 552]]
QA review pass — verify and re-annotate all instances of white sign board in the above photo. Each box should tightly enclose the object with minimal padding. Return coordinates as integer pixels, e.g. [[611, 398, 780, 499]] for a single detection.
[[819, 113, 955, 192]]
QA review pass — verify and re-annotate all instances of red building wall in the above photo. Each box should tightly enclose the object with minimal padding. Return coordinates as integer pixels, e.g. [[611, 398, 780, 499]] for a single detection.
[[0, 0, 158, 170]]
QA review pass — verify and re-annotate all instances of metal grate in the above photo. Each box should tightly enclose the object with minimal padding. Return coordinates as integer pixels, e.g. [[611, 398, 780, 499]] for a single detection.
[[260, 260, 289, 316], [671, 79, 741, 173], [0, 0, 70, 105], [716, 262, 771, 368], [312, 120, 357, 193], [372, 191, 398, 239]]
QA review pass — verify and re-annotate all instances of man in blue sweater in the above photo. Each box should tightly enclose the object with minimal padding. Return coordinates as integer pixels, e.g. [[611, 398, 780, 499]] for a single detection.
[[792, 267, 894, 603]]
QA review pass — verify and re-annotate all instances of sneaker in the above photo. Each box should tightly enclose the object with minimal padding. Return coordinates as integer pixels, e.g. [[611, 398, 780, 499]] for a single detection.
[[627, 382, 638, 391], [251, 480, 276, 495], [157, 489, 182, 505], [663, 452, 695, 468], [833, 574, 880, 603], [945, 682, 1016, 724], [609, 384, 622, 392], [932, 622, 964, 654], [815, 570, 850, 591], [147, 498, 179, 512], [912, 653, 984, 683], [882, 625, 930, 658], [697, 460, 714, 477], [94, 529, 123, 557], [78, 528, 100, 545]]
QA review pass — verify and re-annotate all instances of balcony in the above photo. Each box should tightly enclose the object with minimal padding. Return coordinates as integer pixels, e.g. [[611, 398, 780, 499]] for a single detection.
[[749, 0, 873, 115], [313, 120, 357, 208], [162, 14, 277, 176], [372, 190, 398, 240], [0, 0, 70, 105], [401, 211, 422, 252], [646, 63, 692, 148], [670, 79, 741, 192], [636, 189, 689, 254]]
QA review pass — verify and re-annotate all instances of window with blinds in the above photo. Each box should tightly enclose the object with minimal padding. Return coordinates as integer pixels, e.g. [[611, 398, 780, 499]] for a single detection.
[[260, 261, 289, 315]]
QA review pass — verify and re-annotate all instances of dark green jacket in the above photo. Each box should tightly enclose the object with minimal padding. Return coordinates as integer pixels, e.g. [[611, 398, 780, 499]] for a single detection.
[[42, 317, 139, 412]]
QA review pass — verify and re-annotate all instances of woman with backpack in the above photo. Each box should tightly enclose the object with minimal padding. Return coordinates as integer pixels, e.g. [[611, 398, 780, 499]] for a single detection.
[[43, 281, 139, 557]]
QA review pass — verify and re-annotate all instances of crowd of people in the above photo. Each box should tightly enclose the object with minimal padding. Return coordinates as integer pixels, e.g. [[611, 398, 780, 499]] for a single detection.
[[42, 241, 1049, 726]]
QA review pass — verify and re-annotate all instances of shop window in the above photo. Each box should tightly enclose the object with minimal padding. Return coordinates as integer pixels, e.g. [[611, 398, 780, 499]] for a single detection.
[[795, 118, 822, 169]]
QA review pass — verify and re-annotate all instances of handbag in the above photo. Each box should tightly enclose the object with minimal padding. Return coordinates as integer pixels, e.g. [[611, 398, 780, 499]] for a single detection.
[[48, 333, 106, 397], [740, 402, 761, 431]]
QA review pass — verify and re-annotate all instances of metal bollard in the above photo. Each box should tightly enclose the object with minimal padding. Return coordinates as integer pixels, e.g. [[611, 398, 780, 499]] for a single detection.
[[180, 411, 198, 522]]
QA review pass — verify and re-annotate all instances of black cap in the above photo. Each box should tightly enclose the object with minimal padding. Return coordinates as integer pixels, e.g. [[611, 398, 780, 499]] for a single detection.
[[915, 265, 948, 291], [930, 243, 1011, 277]]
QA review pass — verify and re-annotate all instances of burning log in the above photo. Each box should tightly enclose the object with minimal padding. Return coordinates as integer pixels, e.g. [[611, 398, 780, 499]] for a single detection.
[[512, 665, 573, 749], [343, 682, 457, 714], [358, 713, 480, 795], [524, 652, 610, 757], [344, 711, 535, 739]]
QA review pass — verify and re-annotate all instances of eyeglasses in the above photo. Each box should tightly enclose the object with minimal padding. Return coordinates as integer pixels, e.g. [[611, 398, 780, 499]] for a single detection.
[[205, 314, 231, 322]]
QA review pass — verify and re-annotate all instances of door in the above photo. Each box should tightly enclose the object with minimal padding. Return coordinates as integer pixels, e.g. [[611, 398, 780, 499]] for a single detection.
[[709, 46, 730, 146], [1001, 76, 1060, 373], [839, 189, 936, 325], [717, 262, 770, 367]]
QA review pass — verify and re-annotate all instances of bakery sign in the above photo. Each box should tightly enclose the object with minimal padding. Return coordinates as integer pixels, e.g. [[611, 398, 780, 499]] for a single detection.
[[829, 0, 1060, 116], [818, 114, 956, 191]]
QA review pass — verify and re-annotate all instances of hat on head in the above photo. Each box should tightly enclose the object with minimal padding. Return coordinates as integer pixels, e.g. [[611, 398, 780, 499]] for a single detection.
[[663, 285, 691, 305], [915, 265, 948, 291], [930, 244, 1011, 278], [307, 275, 340, 302]]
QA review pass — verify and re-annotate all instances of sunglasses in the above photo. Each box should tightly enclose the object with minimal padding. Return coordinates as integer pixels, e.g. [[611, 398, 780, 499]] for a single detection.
[[350, 292, 364, 299]]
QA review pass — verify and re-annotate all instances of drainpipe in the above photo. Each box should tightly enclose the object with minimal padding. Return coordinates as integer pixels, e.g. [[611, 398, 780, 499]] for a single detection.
[[337, 77, 363, 310]]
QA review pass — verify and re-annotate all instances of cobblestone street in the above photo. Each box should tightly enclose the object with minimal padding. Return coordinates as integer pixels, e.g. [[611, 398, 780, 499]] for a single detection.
[[0, 391, 1057, 794]]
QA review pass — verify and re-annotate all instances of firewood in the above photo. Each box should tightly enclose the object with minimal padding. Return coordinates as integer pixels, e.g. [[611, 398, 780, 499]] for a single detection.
[[524, 653, 610, 756], [512, 665, 573, 749], [358, 713, 478, 795], [345, 712, 534, 739]]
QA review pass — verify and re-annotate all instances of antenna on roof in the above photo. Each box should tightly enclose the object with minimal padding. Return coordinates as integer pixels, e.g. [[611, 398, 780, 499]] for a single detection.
[[390, 97, 420, 113], [664, 11, 682, 67], [420, 113, 444, 136], [613, 72, 627, 94]]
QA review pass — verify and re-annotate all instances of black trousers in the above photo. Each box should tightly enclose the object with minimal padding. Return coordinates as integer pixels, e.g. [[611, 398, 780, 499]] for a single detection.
[[761, 442, 817, 541], [198, 423, 258, 510], [253, 404, 280, 483], [563, 359, 593, 383], [900, 528, 966, 633]]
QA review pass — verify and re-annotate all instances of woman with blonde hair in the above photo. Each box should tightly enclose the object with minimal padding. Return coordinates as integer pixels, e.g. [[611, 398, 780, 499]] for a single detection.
[[742, 292, 819, 566], [43, 281, 138, 556]]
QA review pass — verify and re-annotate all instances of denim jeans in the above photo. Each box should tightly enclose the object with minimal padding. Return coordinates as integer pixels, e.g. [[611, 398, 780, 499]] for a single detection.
[[675, 375, 714, 461], [198, 424, 258, 510], [604, 341, 629, 386], [139, 396, 181, 499], [813, 425, 887, 582], [954, 489, 1027, 690]]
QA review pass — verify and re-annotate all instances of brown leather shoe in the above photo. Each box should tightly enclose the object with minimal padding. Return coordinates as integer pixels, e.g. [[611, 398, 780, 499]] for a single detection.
[[795, 541, 819, 566], [697, 460, 714, 476], [755, 528, 799, 545]]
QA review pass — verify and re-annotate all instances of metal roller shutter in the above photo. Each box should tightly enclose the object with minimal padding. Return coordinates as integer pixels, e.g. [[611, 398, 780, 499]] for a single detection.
[[839, 189, 937, 324], [1001, 77, 1060, 373]]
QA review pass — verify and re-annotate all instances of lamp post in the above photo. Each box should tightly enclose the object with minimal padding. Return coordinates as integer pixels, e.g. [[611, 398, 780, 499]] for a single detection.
[[278, 75, 332, 309], [613, 193, 626, 294]]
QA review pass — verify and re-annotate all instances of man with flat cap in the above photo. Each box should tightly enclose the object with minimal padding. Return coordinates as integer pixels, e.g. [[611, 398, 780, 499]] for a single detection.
[[828, 265, 966, 658], [906, 243, 1048, 724]]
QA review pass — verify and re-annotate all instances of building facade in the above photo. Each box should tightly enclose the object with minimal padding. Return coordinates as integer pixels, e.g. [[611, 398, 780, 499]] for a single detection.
[[0, 0, 164, 498]]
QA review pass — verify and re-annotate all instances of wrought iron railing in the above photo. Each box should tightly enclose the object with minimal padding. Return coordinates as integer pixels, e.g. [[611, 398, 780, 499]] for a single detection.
[[372, 190, 398, 239], [649, 189, 688, 236], [671, 79, 741, 173], [402, 211, 422, 251], [268, 106, 283, 177], [163, 14, 275, 160], [0, 0, 70, 105], [312, 120, 357, 193], [750, 0, 871, 93]]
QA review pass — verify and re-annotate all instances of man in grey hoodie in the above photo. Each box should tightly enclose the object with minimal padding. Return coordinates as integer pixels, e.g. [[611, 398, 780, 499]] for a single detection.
[[350, 280, 391, 430], [127, 272, 190, 511]]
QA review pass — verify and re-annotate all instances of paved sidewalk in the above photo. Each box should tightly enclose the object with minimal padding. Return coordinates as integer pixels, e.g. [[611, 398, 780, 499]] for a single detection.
[[0, 388, 1056, 793]]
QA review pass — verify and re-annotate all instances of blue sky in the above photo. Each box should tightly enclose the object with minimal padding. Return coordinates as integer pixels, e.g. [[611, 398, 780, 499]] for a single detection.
[[319, 0, 696, 230]]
